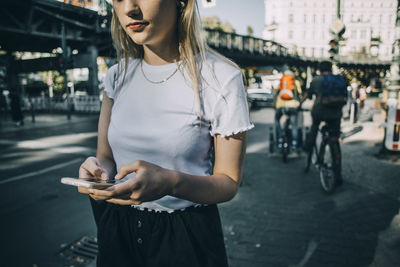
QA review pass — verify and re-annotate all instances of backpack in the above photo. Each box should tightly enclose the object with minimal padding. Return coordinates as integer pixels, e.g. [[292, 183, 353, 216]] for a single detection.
[[321, 74, 348, 107], [279, 74, 295, 100]]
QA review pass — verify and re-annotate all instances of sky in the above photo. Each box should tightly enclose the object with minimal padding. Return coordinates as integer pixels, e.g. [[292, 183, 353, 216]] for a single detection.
[[197, 0, 265, 38]]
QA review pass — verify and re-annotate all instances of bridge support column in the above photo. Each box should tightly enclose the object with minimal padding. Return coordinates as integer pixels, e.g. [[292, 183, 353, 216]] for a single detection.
[[5, 53, 18, 95], [88, 44, 99, 96]]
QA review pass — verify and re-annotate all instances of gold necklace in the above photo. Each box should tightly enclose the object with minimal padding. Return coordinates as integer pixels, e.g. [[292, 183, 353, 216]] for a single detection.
[[140, 60, 180, 84]]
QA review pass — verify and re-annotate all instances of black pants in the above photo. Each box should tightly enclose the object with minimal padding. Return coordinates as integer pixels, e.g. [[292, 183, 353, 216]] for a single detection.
[[305, 114, 341, 151], [90, 199, 228, 267]]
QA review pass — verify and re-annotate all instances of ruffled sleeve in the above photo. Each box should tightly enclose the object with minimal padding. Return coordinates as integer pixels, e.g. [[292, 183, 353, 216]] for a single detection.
[[210, 70, 254, 137]]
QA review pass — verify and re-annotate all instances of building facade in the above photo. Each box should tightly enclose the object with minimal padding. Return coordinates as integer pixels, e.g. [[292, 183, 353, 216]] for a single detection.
[[263, 0, 397, 61]]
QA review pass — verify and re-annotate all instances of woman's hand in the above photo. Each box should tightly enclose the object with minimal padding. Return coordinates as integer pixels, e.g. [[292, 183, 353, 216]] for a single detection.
[[77, 156, 111, 199], [87, 160, 174, 205]]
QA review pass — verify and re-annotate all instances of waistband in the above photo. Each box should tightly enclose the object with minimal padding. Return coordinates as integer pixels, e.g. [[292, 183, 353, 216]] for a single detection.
[[130, 202, 208, 214]]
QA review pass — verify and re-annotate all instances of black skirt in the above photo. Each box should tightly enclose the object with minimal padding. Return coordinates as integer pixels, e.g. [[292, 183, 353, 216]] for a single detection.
[[90, 199, 229, 267]]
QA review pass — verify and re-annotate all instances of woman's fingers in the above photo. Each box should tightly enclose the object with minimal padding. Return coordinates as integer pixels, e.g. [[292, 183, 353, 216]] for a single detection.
[[89, 180, 140, 198], [77, 186, 91, 194], [106, 198, 142, 206], [89, 194, 111, 201], [115, 161, 143, 180], [80, 157, 109, 180]]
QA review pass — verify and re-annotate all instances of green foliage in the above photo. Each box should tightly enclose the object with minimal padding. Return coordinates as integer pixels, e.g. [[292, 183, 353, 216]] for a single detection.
[[247, 26, 254, 36], [52, 72, 66, 96]]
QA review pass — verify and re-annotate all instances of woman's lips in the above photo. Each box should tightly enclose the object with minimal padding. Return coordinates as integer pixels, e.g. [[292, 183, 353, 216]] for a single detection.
[[127, 22, 148, 31]]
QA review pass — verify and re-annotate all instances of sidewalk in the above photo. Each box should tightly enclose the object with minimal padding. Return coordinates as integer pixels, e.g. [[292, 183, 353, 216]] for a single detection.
[[0, 112, 99, 134]]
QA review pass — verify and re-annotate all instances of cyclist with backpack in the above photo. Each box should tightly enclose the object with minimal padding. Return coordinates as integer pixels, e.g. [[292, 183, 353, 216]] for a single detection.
[[274, 69, 302, 150], [299, 61, 348, 185]]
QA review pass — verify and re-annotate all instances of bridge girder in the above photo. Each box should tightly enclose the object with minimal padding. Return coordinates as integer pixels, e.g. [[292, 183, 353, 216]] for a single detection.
[[0, 0, 391, 77]]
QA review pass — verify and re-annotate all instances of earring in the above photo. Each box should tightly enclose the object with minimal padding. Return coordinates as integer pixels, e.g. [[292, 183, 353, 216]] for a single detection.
[[177, 0, 186, 9]]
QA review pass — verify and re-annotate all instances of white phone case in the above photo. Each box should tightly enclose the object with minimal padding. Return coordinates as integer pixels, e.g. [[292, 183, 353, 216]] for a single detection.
[[61, 177, 115, 189]]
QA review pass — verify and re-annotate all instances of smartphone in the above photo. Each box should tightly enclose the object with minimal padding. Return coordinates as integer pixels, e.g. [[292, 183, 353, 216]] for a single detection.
[[61, 177, 116, 189]]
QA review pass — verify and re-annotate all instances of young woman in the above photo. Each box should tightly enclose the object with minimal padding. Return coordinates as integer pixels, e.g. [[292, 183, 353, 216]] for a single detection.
[[77, 0, 253, 266]]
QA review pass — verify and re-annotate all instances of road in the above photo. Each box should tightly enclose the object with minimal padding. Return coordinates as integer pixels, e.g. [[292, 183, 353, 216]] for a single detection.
[[0, 100, 399, 267], [0, 115, 99, 267]]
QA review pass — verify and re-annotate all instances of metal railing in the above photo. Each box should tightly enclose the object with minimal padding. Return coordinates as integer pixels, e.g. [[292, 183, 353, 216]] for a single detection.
[[204, 29, 291, 58], [23, 95, 100, 113]]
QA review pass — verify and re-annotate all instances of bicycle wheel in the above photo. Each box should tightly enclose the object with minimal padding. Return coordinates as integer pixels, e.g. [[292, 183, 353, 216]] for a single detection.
[[319, 142, 337, 193], [282, 138, 289, 163], [329, 141, 342, 184], [304, 148, 312, 173], [269, 131, 275, 153], [304, 144, 318, 173]]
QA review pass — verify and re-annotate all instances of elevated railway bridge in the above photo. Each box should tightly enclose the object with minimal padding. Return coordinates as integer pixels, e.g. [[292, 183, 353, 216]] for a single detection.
[[0, 0, 391, 95]]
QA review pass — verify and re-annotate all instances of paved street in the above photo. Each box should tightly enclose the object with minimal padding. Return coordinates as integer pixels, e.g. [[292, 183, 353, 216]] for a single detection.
[[0, 98, 399, 267]]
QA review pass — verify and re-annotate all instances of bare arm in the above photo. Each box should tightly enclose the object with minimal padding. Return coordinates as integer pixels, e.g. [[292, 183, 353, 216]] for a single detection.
[[169, 132, 247, 204], [78, 92, 116, 195], [96, 92, 116, 177], [89, 131, 248, 205]]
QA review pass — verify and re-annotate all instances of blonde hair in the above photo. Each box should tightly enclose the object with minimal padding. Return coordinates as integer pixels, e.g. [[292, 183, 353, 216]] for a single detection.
[[110, 0, 238, 115]]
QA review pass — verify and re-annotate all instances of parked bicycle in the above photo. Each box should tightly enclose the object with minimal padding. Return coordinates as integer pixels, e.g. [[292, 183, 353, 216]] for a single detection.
[[303, 123, 341, 193]]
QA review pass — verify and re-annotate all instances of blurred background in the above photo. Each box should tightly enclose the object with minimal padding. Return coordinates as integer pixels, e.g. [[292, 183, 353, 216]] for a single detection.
[[0, 0, 399, 266]]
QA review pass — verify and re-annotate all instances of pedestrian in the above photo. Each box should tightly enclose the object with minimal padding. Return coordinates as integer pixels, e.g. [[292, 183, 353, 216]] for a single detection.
[[9, 90, 24, 127], [299, 61, 347, 185], [350, 81, 360, 122], [76, 1, 253, 266], [359, 85, 367, 109], [0, 89, 7, 125]]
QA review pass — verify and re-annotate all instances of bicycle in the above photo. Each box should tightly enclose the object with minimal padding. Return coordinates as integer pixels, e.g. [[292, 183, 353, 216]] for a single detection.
[[304, 123, 342, 193], [269, 108, 303, 163]]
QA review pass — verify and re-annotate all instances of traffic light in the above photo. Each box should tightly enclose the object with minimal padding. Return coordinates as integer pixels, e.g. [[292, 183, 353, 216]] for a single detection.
[[328, 37, 339, 60], [56, 53, 73, 73], [57, 54, 65, 74]]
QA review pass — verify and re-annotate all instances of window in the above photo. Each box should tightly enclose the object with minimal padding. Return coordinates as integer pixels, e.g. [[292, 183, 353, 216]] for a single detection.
[[303, 31, 306, 40], [360, 30, 366, 39], [313, 14, 316, 24], [380, 15, 382, 24], [320, 48, 324, 57], [312, 48, 315, 57], [322, 14, 326, 23], [388, 31, 391, 40], [360, 14, 363, 22], [290, 1, 293, 7], [304, 14, 307, 23], [288, 30, 293, 39], [289, 14, 294, 23], [351, 30, 357, 39]]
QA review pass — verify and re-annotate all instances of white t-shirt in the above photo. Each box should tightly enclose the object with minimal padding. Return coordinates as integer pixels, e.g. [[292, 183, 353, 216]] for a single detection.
[[103, 52, 254, 212]]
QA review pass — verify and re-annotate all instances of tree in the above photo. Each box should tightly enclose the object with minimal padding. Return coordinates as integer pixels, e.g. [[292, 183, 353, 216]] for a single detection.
[[247, 26, 254, 37]]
